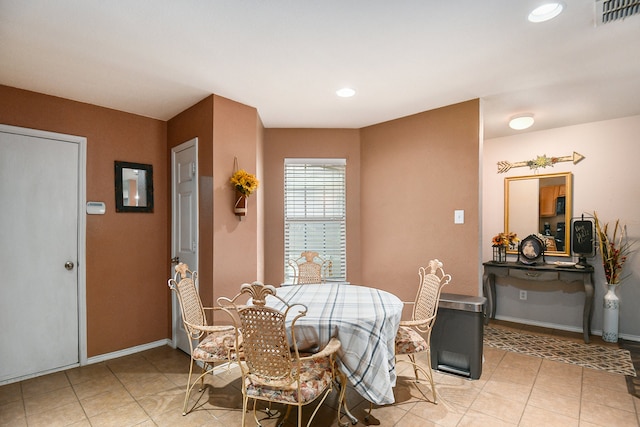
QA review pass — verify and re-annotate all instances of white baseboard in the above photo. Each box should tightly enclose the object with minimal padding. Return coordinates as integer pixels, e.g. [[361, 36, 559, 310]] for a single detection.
[[86, 339, 172, 364], [494, 315, 640, 342], [0, 364, 80, 386], [2, 339, 229, 386]]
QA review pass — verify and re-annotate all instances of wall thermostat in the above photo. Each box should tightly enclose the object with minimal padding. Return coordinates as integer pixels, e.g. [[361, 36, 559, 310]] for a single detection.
[[86, 201, 106, 215]]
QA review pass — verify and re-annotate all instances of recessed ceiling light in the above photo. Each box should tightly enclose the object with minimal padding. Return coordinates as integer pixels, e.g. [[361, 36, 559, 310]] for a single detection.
[[336, 87, 356, 98], [509, 114, 535, 130], [528, 3, 564, 22]]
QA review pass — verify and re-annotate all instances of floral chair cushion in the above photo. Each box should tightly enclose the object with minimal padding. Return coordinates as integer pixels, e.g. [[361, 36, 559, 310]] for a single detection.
[[194, 330, 239, 361], [245, 356, 333, 404], [395, 325, 427, 355]]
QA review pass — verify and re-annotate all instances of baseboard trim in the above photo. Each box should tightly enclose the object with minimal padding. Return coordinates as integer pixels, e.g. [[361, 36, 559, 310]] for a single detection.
[[87, 339, 172, 364], [494, 315, 640, 343], [1, 364, 80, 386]]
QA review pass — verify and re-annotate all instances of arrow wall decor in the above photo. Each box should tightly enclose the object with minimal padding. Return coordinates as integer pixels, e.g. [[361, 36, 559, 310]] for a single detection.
[[497, 151, 585, 174]]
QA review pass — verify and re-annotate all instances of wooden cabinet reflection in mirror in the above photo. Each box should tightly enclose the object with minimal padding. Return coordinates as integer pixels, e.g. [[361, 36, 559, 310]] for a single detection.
[[504, 172, 572, 257]]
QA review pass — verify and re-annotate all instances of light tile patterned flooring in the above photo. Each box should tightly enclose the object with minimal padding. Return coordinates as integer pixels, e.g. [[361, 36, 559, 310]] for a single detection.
[[1, 321, 639, 426]]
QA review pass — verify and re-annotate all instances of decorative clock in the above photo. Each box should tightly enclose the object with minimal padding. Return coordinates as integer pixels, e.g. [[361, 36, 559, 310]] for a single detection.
[[518, 234, 545, 265]]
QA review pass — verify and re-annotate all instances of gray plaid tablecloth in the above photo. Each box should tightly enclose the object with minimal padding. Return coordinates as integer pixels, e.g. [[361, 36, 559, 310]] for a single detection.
[[270, 283, 403, 405]]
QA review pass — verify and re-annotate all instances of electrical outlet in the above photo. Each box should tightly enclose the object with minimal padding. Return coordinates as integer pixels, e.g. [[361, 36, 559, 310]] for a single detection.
[[519, 290, 527, 300]]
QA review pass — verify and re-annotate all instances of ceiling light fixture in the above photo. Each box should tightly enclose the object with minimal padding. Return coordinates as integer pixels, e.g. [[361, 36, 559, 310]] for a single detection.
[[336, 87, 355, 98], [509, 114, 535, 130], [528, 2, 564, 22]]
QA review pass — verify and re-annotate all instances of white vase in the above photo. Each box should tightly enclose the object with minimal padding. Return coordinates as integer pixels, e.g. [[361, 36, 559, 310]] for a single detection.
[[602, 284, 619, 343]]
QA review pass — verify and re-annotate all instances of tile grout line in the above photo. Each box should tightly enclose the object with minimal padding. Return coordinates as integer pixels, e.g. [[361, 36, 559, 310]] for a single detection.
[[64, 370, 91, 426]]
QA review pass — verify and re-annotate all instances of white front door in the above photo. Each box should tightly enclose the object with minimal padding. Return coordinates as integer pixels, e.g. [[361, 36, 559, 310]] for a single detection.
[[0, 125, 86, 383], [171, 138, 198, 354]]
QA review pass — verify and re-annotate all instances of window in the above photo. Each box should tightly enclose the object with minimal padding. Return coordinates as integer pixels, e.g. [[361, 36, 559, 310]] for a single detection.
[[284, 159, 346, 283]]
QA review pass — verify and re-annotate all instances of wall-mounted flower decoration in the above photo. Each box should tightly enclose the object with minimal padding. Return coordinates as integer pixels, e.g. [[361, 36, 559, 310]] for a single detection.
[[230, 160, 259, 218], [230, 169, 259, 197]]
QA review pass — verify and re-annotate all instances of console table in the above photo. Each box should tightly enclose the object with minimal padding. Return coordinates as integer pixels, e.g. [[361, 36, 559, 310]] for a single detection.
[[482, 261, 594, 343]]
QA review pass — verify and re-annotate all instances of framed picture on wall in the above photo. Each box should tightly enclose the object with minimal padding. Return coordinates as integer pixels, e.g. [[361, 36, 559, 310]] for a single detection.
[[114, 161, 154, 213]]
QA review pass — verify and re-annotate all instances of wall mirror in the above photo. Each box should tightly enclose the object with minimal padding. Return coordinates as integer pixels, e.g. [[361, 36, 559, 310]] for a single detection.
[[115, 161, 154, 213], [504, 172, 572, 257]]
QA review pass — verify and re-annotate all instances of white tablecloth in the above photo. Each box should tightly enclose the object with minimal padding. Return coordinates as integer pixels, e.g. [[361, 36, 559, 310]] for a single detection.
[[269, 283, 403, 405]]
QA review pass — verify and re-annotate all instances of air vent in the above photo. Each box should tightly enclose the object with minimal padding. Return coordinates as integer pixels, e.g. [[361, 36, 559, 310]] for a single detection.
[[596, 0, 640, 25]]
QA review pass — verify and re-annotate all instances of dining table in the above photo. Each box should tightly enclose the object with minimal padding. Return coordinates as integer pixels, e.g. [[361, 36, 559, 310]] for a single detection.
[[268, 283, 404, 406]]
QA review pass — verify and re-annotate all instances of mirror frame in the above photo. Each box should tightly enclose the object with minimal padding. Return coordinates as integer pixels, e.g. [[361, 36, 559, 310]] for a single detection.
[[504, 171, 572, 257], [114, 161, 154, 213]]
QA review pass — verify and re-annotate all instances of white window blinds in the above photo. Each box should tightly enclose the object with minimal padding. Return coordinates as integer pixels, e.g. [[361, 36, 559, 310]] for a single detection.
[[284, 159, 347, 283]]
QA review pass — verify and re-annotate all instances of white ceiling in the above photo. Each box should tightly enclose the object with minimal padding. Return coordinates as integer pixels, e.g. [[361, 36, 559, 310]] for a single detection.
[[1, 0, 639, 139]]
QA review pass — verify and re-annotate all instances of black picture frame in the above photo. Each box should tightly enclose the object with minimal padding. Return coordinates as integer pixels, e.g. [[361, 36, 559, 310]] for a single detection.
[[518, 234, 545, 265], [115, 161, 154, 213]]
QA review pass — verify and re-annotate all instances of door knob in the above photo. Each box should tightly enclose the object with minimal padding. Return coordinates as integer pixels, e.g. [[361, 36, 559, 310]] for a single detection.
[[64, 261, 74, 270], [171, 257, 180, 264]]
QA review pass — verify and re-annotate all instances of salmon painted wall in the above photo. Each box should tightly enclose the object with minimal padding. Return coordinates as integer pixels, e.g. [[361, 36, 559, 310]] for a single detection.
[[167, 95, 261, 324], [360, 100, 481, 305], [0, 85, 168, 357], [211, 95, 261, 302], [167, 95, 215, 313], [0, 83, 480, 359], [263, 129, 362, 286]]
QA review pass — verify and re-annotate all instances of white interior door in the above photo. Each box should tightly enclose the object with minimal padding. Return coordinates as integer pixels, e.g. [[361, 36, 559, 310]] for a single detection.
[[171, 138, 198, 354], [0, 125, 85, 383]]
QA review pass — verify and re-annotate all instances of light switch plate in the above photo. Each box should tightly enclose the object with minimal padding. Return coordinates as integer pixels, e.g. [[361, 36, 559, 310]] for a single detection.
[[454, 209, 464, 224]]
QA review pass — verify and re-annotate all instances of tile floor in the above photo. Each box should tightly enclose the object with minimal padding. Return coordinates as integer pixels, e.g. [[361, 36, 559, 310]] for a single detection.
[[1, 321, 639, 427]]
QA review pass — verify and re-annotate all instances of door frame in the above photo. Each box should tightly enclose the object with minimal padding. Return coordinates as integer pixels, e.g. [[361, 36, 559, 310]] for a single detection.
[[170, 138, 199, 349], [0, 124, 88, 372]]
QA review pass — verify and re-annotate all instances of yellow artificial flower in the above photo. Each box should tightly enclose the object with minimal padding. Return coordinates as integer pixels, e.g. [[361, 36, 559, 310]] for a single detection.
[[491, 232, 519, 248], [230, 169, 259, 196]]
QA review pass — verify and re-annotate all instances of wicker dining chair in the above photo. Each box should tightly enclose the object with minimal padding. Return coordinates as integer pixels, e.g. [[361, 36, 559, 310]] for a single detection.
[[288, 251, 332, 284], [217, 282, 348, 427], [394, 259, 451, 404], [167, 263, 241, 416]]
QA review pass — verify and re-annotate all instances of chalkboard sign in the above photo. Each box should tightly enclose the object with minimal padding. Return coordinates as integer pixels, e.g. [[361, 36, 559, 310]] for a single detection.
[[572, 218, 595, 256]]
